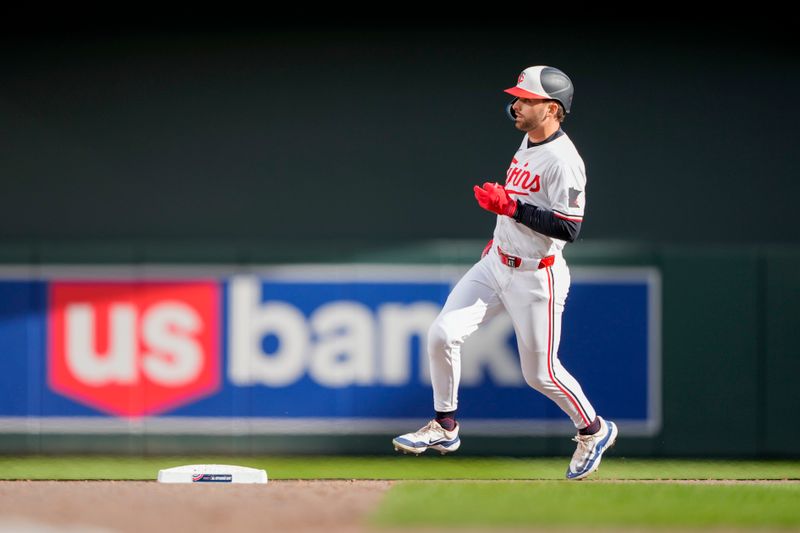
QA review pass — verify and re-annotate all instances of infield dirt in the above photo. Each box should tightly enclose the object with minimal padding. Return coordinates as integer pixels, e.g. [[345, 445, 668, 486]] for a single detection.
[[0, 480, 392, 533]]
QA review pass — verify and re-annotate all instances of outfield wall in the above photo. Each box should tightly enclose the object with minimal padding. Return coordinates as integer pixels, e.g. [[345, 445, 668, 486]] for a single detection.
[[0, 241, 796, 458]]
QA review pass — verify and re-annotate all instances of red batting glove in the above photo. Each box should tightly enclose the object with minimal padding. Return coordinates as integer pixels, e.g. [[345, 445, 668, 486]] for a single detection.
[[473, 182, 517, 217], [481, 238, 494, 259]]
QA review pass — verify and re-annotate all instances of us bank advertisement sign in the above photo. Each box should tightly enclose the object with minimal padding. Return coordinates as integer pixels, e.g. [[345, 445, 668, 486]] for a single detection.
[[0, 265, 660, 436]]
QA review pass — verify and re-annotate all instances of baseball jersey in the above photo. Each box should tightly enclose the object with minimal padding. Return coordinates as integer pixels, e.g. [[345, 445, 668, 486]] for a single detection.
[[493, 131, 587, 258]]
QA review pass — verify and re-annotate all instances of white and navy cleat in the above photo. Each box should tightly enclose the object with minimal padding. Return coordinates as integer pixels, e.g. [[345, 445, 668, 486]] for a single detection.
[[566, 416, 618, 480], [392, 419, 461, 455]]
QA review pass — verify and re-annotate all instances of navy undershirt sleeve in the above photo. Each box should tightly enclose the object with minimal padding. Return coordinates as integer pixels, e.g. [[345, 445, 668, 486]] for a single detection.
[[512, 200, 581, 242]]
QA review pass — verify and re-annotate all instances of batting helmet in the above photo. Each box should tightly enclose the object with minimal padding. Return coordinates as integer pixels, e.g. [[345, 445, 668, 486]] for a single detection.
[[504, 65, 574, 121]]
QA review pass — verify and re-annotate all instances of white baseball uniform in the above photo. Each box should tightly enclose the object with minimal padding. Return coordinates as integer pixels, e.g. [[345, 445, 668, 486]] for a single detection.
[[428, 130, 596, 428]]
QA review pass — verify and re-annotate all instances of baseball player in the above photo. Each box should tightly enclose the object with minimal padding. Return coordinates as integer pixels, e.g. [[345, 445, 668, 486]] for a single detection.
[[393, 66, 617, 480]]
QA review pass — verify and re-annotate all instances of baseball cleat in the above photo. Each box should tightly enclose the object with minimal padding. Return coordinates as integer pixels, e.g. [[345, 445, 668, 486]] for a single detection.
[[392, 419, 460, 455], [566, 416, 617, 481]]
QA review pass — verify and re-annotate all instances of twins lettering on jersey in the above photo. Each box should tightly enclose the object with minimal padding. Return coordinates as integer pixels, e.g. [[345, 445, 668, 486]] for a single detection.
[[505, 157, 540, 195], [504, 157, 584, 223]]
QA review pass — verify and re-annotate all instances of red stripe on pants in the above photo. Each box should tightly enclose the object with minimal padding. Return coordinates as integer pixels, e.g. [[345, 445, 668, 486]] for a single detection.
[[545, 266, 590, 427]]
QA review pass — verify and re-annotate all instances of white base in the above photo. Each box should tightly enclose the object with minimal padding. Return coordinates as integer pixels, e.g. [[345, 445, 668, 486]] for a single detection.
[[157, 464, 268, 484]]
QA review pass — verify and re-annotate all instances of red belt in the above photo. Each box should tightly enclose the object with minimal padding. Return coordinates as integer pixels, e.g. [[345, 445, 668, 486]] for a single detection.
[[497, 246, 555, 269]]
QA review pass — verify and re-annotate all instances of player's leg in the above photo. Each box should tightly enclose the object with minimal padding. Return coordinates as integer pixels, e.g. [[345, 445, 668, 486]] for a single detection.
[[502, 259, 616, 479], [393, 258, 504, 455], [503, 264, 596, 427], [428, 260, 504, 413]]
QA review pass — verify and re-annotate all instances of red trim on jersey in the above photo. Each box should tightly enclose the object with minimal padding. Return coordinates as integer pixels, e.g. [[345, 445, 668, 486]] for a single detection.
[[554, 211, 584, 222], [504, 188, 530, 196], [546, 266, 591, 427], [504, 87, 549, 100]]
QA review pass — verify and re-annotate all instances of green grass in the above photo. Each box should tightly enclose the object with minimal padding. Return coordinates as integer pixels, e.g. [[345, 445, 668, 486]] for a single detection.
[[372, 481, 800, 529], [0, 456, 798, 481]]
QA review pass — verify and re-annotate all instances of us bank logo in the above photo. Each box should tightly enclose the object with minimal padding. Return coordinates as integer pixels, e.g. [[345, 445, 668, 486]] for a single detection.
[[48, 281, 221, 416]]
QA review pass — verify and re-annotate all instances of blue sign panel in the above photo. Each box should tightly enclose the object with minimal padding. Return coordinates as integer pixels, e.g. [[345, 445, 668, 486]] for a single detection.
[[0, 265, 660, 436]]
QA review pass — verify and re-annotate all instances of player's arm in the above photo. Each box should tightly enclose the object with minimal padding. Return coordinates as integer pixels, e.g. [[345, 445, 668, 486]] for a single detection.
[[511, 202, 581, 242], [473, 179, 583, 242], [517, 163, 586, 242]]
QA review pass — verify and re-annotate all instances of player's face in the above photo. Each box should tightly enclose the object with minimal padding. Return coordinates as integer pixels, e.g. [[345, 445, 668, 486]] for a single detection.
[[512, 98, 558, 132]]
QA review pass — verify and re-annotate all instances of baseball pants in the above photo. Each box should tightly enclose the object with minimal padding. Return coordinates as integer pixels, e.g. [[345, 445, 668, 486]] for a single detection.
[[428, 246, 596, 429]]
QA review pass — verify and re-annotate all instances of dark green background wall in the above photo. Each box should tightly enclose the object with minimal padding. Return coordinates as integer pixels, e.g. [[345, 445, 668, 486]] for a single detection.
[[1, 22, 798, 246]]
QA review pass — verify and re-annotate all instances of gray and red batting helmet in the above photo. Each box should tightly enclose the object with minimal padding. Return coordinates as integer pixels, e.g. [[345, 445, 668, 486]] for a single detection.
[[504, 65, 574, 121]]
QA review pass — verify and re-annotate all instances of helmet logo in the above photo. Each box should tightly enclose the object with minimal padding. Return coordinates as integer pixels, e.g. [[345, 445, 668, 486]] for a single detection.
[[517, 72, 526, 84]]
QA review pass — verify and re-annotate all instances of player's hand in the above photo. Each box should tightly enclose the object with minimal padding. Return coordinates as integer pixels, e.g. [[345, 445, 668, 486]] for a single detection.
[[473, 182, 518, 217], [481, 238, 494, 259]]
